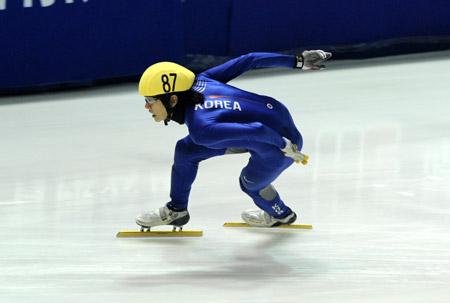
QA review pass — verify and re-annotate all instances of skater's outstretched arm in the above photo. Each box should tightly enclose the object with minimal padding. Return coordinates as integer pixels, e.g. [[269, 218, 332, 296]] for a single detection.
[[200, 51, 332, 84], [199, 52, 297, 84]]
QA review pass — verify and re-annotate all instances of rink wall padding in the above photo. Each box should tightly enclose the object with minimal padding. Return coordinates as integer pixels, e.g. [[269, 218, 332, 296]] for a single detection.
[[0, 0, 184, 91], [1, 0, 450, 93], [227, 0, 450, 56]]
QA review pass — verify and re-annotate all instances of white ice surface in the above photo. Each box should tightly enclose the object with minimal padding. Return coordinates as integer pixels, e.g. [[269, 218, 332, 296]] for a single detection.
[[1, 52, 450, 303]]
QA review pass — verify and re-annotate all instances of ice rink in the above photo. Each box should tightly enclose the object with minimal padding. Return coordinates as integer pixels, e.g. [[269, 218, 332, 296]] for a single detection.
[[1, 51, 450, 303]]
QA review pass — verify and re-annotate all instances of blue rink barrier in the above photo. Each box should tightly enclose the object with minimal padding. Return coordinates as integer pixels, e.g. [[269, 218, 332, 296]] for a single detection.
[[1, 0, 450, 94], [227, 0, 450, 56], [0, 0, 184, 91]]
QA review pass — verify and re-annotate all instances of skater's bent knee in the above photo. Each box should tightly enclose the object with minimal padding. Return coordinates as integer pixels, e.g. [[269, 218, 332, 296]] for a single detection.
[[174, 138, 198, 162], [239, 174, 261, 192]]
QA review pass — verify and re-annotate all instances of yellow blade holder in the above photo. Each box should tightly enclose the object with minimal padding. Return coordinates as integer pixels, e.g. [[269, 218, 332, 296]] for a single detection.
[[116, 230, 203, 237], [223, 223, 312, 229]]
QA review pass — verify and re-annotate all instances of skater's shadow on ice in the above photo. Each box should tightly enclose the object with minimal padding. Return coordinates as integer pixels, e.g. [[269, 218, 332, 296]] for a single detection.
[[120, 232, 325, 290]]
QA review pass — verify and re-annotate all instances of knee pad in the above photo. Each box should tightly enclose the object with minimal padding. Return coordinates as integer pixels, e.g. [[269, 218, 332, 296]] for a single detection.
[[258, 184, 277, 201], [240, 175, 277, 202]]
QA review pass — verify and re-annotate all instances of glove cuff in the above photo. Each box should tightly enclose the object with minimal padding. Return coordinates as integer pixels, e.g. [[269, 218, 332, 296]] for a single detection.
[[294, 55, 304, 69]]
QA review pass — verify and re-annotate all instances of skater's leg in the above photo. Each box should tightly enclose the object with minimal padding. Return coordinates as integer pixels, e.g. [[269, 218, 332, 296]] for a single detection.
[[137, 135, 226, 228], [169, 135, 226, 209], [239, 143, 294, 219]]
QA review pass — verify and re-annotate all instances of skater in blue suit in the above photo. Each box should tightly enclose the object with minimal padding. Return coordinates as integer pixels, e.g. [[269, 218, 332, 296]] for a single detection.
[[136, 50, 331, 228]]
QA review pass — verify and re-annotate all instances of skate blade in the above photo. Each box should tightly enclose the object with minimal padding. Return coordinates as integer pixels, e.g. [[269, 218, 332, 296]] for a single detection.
[[223, 222, 312, 229], [116, 230, 203, 237]]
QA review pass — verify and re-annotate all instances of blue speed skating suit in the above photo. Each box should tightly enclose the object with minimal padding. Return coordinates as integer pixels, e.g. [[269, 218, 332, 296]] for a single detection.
[[169, 53, 302, 219]]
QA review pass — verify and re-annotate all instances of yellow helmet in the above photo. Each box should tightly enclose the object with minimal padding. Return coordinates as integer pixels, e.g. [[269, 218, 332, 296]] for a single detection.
[[139, 62, 195, 96]]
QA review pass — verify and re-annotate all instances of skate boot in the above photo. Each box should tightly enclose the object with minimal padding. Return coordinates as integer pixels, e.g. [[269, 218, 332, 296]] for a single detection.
[[241, 208, 297, 227], [136, 204, 190, 230]]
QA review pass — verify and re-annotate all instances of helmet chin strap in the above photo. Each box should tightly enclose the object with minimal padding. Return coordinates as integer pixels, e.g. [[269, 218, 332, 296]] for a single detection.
[[162, 98, 175, 126]]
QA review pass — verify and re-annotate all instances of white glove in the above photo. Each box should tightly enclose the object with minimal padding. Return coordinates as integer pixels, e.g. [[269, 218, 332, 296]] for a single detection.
[[280, 137, 309, 165], [296, 50, 332, 70]]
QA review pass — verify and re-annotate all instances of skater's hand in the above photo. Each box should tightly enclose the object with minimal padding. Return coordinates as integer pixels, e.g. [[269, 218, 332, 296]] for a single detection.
[[296, 50, 332, 70], [280, 137, 309, 165]]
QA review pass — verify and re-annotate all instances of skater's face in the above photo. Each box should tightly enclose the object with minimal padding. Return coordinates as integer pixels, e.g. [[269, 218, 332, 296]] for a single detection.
[[145, 97, 167, 122], [144, 95, 178, 123]]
